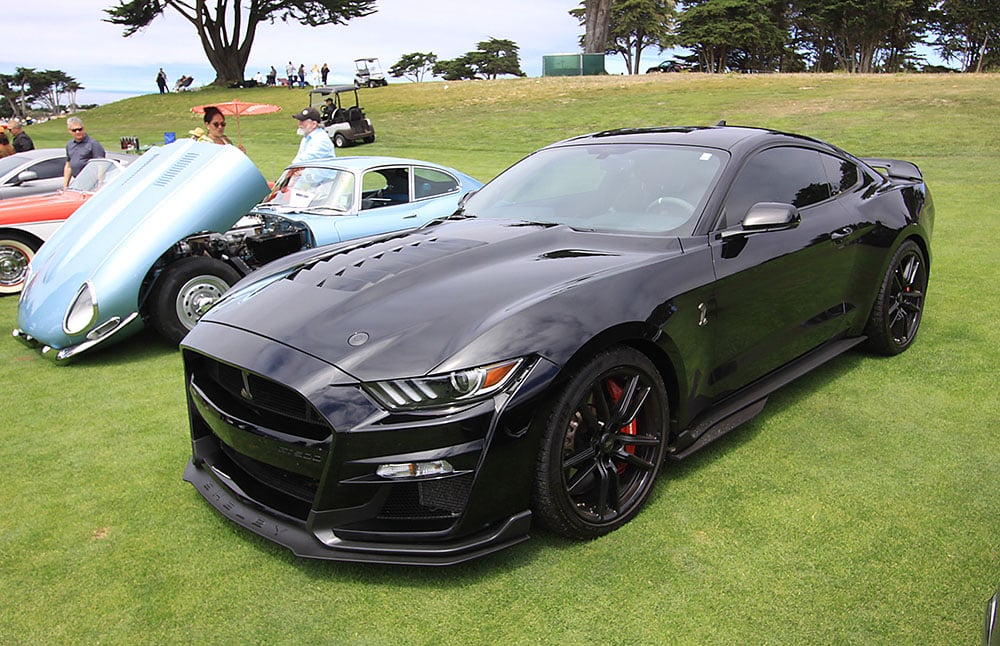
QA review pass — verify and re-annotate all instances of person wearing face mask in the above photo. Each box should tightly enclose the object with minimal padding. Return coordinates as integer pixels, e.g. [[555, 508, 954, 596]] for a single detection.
[[291, 107, 335, 164]]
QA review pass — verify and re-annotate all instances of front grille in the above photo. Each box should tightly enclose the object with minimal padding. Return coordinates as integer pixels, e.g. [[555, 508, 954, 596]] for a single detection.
[[221, 443, 319, 504], [196, 358, 331, 442], [377, 474, 473, 520]]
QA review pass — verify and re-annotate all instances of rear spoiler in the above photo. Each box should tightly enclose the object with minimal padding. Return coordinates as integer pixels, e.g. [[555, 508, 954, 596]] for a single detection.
[[861, 157, 923, 181]]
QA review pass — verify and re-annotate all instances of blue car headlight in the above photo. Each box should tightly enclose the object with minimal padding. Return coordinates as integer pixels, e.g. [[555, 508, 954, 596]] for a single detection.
[[63, 282, 98, 336], [363, 358, 525, 411]]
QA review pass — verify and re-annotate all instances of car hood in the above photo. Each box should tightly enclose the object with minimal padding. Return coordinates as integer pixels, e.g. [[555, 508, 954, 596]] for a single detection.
[[0, 190, 87, 224], [200, 217, 686, 382], [17, 140, 270, 349]]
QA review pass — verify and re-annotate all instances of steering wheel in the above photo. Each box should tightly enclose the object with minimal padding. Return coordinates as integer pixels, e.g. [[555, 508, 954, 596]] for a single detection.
[[645, 196, 695, 218]]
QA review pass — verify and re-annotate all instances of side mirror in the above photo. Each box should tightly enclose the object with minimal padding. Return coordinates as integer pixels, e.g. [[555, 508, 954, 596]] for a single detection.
[[15, 170, 39, 185], [721, 202, 800, 238]]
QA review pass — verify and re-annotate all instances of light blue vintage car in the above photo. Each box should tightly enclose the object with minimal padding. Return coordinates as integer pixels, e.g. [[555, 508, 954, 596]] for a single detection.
[[13, 139, 483, 362]]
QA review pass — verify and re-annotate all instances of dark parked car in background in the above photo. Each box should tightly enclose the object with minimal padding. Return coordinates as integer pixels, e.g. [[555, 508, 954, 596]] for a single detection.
[[645, 59, 695, 73], [181, 125, 933, 564]]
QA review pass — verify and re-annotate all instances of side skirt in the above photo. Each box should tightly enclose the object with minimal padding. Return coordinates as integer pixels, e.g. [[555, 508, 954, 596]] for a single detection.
[[669, 336, 866, 461]]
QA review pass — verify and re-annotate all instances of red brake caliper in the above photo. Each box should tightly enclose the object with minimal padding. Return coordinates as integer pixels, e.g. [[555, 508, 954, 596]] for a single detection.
[[606, 379, 637, 475]]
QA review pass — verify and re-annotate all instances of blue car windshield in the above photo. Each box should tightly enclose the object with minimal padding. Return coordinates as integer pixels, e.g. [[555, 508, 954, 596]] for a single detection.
[[464, 143, 727, 236], [261, 166, 356, 213]]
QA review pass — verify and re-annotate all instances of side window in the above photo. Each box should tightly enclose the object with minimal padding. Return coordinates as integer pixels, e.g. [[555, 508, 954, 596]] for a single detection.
[[361, 167, 409, 210], [413, 167, 459, 199], [819, 153, 859, 194], [28, 158, 66, 180], [722, 147, 831, 227]]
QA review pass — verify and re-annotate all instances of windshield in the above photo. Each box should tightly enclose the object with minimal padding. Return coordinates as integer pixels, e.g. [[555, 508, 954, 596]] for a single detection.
[[68, 158, 123, 192], [463, 143, 727, 236], [261, 166, 356, 212]]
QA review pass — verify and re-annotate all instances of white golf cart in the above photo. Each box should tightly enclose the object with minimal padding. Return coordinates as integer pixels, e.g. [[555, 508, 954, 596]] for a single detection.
[[354, 57, 388, 88], [309, 85, 376, 148]]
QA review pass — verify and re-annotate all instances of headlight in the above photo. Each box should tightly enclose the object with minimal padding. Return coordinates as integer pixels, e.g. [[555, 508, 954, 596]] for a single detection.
[[364, 358, 524, 411], [63, 282, 97, 335]]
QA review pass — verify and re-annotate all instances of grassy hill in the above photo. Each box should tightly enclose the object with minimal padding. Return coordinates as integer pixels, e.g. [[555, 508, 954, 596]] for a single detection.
[[2, 73, 998, 643]]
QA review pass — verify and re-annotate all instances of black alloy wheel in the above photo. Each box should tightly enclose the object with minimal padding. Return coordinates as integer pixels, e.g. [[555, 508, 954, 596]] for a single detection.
[[533, 347, 668, 539], [865, 239, 928, 355]]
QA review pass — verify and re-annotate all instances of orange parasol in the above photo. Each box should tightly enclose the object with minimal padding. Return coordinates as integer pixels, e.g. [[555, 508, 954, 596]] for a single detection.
[[190, 99, 282, 145]]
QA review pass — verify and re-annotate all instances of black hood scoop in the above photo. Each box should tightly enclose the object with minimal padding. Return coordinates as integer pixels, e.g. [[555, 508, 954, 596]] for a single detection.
[[288, 235, 486, 293]]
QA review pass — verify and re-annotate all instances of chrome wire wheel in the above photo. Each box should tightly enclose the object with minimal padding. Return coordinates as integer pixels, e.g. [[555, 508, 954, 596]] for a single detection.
[[0, 234, 38, 295], [534, 347, 668, 539]]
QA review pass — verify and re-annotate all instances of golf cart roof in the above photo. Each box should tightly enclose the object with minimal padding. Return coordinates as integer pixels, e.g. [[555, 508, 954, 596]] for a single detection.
[[309, 85, 360, 96]]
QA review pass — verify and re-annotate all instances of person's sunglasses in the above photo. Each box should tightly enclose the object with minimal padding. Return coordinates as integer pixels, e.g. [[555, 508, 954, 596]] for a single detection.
[[69, 127, 84, 132], [210, 121, 226, 127]]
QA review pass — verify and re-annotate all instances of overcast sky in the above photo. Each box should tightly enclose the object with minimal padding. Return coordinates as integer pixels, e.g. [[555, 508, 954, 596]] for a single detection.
[[4, 1, 637, 105]]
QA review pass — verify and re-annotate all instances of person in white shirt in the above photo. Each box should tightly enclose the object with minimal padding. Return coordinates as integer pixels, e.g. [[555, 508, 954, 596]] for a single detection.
[[291, 107, 336, 164]]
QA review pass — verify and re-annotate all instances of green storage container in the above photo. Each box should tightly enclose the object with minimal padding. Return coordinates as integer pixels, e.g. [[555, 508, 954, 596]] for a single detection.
[[543, 54, 607, 77]]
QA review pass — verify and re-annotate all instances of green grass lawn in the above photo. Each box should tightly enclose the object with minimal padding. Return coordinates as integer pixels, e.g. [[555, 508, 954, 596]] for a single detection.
[[2, 73, 998, 643]]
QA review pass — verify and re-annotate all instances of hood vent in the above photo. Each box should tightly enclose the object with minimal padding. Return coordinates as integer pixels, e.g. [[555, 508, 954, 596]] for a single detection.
[[290, 235, 485, 292], [152, 152, 200, 188]]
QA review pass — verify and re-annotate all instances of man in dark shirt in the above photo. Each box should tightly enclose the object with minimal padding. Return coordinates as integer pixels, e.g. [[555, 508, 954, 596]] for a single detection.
[[7, 118, 34, 152], [63, 117, 105, 187]]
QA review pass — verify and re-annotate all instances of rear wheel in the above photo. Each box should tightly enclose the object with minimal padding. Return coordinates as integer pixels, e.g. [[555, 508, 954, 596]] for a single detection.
[[533, 347, 668, 539], [0, 232, 40, 295], [149, 257, 241, 345], [865, 239, 928, 355]]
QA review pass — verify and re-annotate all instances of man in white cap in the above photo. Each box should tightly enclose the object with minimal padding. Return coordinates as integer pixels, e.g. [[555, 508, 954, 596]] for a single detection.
[[291, 106, 335, 164]]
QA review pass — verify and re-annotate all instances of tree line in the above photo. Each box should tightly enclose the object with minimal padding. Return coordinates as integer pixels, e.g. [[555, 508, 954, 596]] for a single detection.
[[578, 0, 1000, 75], [1, 68, 84, 120]]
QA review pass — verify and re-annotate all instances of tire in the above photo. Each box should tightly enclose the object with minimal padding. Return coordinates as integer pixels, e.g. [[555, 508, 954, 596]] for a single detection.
[[0, 232, 40, 296], [533, 347, 668, 539], [333, 132, 348, 148], [864, 239, 928, 355], [149, 257, 241, 345], [363, 135, 375, 144]]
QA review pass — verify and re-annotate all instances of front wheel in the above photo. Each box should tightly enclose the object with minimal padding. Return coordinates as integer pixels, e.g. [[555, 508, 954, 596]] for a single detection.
[[149, 257, 241, 345], [864, 239, 928, 355], [0, 232, 40, 295], [333, 132, 348, 148], [533, 347, 668, 539]]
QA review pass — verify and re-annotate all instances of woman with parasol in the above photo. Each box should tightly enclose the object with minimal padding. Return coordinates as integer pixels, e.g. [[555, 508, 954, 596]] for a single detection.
[[190, 100, 282, 152], [196, 106, 246, 152]]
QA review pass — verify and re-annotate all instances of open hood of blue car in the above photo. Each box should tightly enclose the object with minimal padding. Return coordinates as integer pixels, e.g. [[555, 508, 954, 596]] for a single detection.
[[17, 140, 270, 351]]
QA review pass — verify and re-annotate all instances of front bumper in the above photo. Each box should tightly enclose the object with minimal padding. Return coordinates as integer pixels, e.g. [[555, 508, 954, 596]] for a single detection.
[[181, 322, 555, 565], [12, 311, 141, 364], [184, 458, 531, 565]]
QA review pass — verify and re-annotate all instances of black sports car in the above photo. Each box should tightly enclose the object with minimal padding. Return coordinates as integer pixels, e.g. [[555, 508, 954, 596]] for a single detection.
[[181, 125, 933, 565]]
